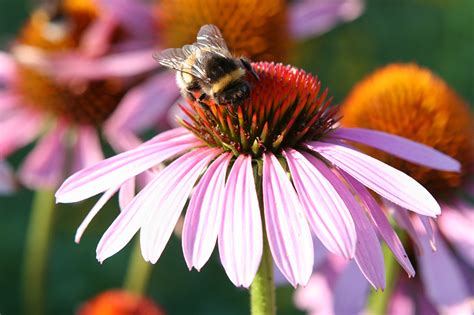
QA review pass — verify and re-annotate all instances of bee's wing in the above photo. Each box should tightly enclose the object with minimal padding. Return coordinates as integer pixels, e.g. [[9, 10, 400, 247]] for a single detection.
[[195, 24, 232, 58], [153, 45, 196, 71]]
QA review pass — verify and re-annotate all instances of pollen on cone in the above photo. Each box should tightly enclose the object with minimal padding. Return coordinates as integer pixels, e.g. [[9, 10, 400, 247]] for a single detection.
[[341, 63, 474, 194]]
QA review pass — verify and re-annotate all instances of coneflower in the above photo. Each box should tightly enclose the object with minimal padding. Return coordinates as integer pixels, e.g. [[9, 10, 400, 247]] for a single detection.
[[56, 61, 458, 313], [296, 63, 474, 315]]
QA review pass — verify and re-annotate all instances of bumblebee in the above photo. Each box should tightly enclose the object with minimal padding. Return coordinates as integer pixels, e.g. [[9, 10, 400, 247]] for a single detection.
[[154, 24, 259, 106]]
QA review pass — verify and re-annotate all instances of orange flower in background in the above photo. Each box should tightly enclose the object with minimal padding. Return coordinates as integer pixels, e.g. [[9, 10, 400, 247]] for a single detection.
[[77, 290, 165, 315], [341, 63, 474, 195]]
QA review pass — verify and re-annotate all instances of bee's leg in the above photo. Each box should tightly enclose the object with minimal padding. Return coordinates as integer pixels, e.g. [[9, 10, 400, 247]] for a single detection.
[[240, 57, 260, 80], [197, 93, 210, 110]]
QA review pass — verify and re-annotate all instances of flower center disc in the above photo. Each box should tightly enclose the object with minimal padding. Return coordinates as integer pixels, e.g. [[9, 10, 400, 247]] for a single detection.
[[180, 62, 337, 158], [157, 0, 291, 62], [14, 0, 126, 126], [341, 64, 474, 194]]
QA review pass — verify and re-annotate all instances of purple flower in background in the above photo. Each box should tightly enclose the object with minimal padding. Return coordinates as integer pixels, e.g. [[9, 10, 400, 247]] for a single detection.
[[0, 0, 153, 189], [56, 62, 458, 288]]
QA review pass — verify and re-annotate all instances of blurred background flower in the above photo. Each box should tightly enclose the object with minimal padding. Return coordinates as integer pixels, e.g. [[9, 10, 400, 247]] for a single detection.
[[76, 289, 165, 315], [0, 0, 473, 314]]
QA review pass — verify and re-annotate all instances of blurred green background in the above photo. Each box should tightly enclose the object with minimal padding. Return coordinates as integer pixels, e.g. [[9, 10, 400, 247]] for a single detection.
[[0, 0, 473, 314]]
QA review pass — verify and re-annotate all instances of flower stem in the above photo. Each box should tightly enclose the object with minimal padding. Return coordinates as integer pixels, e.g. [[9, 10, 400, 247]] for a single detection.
[[250, 232, 275, 315], [22, 189, 56, 315], [123, 237, 153, 295], [367, 243, 401, 314], [251, 161, 276, 315]]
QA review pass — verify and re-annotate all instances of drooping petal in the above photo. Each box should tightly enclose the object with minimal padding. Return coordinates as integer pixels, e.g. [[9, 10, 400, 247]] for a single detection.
[[342, 171, 415, 277], [307, 141, 440, 217], [56, 133, 201, 203], [0, 109, 42, 158], [262, 153, 313, 287], [47, 49, 158, 80], [96, 148, 218, 262], [105, 72, 179, 136], [317, 165, 385, 289], [328, 128, 461, 172], [417, 224, 471, 311], [0, 51, 15, 83], [419, 215, 436, 251], [79, 14, 118, 57], [19, 123, 67, 189], [140, 148, 220, 264], [388, 201, 424, 255], [218, 155, 263, 288], [289, 0, 364, 39], [0, 93, 20, 117], [118, 178, 135, 210], [75, 185, 121, 243], [0, 160, 15, 194], [72, 126, 104, 173], [437, 204, 474, 267], [183, 153, 231, 270], [284, 149, 356, 259]]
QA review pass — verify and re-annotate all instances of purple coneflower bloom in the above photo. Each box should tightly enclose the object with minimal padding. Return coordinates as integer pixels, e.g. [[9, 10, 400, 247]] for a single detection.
[[296, 64, 474, 314], [0, 0, 153, 189], [46, 0, 365, 149], [56, 62, 459, 287]]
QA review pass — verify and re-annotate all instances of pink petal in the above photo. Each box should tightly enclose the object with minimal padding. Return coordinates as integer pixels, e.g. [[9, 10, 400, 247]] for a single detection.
[[72, 126, 104, 173], [417, 225, 471, 310], [308, 141, 440, 217], [329, 128, 461, 172], [437, 204, 474, 267], [75, 185, 121, 243], [47, 49, 158, 80], [79, 15, 118, 57], [342, 172, 415, 277], [333, 261, 371, 314], [98, 0, 155, 38], [262, 153, 313, 287], [56, 133, 201, 203], [19, 123, 67, 189], [419, 215, 436, 251], [140, 148, 220, 264], [284, 149, 356, 259], [118, 178, 135, 210], [388, 201, 424, 255], [0, 92, 20, 117], [318, 166, 385, 289], [0, 52, 15, 82], [294, 260, 339, 315], [105, 72, 179, 135], [182, 153, 231, 271], [0, 160, 16, 194], [218, 155, 263, 288], [388, 282, 416, 315], [0, 109, 42, 158], [289, 0, 364, 39], [96, 148, 218, 262]]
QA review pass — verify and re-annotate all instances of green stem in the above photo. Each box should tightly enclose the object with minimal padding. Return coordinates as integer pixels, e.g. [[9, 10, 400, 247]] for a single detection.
[[367, 243, 401, 314], [123, 238, 153, 295], [250, 232, 275, 315], [22, 190, 56, 315], [250, 162, 276, 315]]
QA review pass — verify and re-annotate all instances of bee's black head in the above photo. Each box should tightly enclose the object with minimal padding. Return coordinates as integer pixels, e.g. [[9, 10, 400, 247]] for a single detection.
[[216, 80, 251, 106]]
